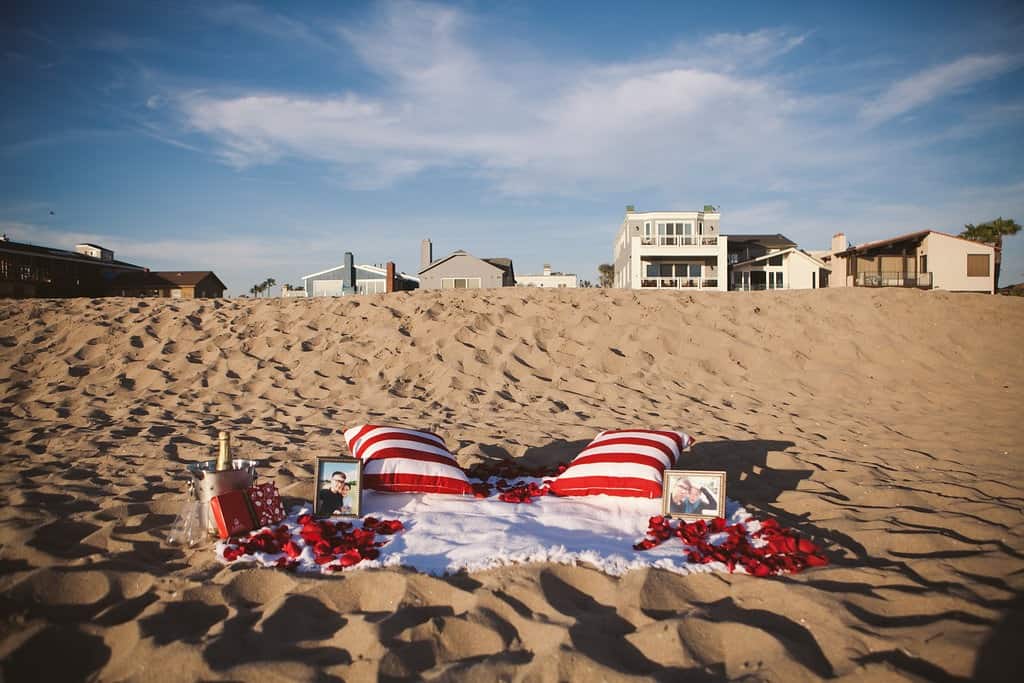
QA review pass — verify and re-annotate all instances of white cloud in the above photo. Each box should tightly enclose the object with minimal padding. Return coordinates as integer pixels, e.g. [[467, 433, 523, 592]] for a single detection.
[[860, 54, 1020, 126], [173, 2, 840, 196]]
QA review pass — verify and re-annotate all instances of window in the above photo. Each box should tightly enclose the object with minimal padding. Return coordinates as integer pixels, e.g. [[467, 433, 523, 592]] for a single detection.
[[767, 255, 783, 266], [357, 279, 385, 294], [646, 263, 659, 277], [966, 254, 990, 277], [920, 254, 927, 273], [688, 264, 701, 278], [441, 277, 482, 289]]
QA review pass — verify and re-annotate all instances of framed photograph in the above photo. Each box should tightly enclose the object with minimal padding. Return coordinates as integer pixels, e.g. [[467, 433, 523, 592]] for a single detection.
[[313, 456, 362, 518], [662, 470, 727, 521]]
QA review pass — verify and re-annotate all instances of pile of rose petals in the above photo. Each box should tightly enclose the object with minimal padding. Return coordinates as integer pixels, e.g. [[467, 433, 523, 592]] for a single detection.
[[634, 515, 828, 576], [219, 514, 404, 572]]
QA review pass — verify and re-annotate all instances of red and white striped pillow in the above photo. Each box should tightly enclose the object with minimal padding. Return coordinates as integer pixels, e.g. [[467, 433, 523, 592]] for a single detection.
[[548, 429, 694, 499], [343, 425, 474, 495]]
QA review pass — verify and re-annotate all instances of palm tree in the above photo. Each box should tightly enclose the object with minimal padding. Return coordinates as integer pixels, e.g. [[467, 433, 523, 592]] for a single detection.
[[597, 264, 614, 288], [960, 217, 1020, 289]]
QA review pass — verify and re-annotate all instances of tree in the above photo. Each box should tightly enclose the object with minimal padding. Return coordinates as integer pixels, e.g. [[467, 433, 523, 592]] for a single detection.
[[598, 264, 614, 288], [960, 217, 1020, 289]]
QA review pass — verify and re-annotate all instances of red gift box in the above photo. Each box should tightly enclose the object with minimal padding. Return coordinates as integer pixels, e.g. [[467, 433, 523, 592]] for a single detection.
[[210, 482, 286, 539], [210, 489, 257, 539]]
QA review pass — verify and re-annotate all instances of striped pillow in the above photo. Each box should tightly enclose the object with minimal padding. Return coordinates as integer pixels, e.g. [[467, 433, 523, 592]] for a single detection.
[[343, 425, 474, 495], [548, 429, 694, 499]]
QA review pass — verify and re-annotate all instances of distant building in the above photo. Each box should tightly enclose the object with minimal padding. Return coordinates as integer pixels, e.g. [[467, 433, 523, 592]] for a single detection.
[[417, 239, 516, 290], [301, 252, 419, 296], [613, 207, 728, 291], [0, 238, 146, 298], [728, 234, 830, 291], [516, 264, 578, 288], [280, 285, 308, 298], [819, 231, 996, 293], [109, 271, 226, 298]]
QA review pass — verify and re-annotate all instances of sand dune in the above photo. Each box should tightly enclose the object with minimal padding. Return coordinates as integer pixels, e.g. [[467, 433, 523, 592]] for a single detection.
[[1, 287, 1022, 681]]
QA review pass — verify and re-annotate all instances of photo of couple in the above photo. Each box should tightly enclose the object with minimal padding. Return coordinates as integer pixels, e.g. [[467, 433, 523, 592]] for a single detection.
[[314, 457, 361, 518], [663, 470, 726, 520]]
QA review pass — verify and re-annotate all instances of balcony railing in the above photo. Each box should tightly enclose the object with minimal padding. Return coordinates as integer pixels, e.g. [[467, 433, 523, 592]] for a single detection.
[[730, 284, 788, 291], [856, 272, 932, 288], [640, 277, 718, 289], [640, 235, 718, 247]]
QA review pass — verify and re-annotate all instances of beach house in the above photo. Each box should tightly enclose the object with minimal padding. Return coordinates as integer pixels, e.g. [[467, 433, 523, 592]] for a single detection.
[[300, 252, 420, 296], [613, 206, 729, 291], [0, 237, 148, 298], [109, 271, 227, 298], [417, 239, 516, 290], [728, 234, 831, 291], [515, 264, 578, 288], [819, 231, 996, 293]]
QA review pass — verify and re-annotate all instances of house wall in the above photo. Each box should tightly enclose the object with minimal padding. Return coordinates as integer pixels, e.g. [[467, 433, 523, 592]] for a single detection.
[[922, 233, 994, 293], [419, 253, 505, 290], [516, 274, 578, 288], [785, 253, 825, 290]]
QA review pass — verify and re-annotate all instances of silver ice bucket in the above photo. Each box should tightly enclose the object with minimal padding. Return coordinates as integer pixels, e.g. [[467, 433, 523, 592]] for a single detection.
[[186, 459, 259, 535]]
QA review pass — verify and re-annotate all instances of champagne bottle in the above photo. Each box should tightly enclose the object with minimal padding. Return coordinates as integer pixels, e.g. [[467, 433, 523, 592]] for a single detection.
[[216, 431, 232, 471]]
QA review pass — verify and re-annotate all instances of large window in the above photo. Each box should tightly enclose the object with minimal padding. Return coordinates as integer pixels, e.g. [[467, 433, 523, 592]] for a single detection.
[[441, 277, 482, 289], [357, 279, 386, 294], [967, 254, 990, 277]]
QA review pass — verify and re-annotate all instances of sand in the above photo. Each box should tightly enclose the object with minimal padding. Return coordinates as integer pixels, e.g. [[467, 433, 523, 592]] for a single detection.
[[0, 287, 1021, 681]]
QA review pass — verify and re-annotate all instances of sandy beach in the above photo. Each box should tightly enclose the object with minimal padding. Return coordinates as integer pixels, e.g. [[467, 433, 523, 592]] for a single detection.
[[0, 287, 1022, 681]]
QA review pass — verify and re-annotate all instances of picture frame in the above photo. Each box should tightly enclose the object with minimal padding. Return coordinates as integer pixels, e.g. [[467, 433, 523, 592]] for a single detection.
[[662, 470, 727, 521], [313, 456, 362, 518]]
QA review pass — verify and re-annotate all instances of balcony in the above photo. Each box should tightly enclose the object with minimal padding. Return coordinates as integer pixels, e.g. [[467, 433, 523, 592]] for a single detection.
[[640, 277, 718, 289], [856, 272, 932, 288], [640, 235, 718, 247]]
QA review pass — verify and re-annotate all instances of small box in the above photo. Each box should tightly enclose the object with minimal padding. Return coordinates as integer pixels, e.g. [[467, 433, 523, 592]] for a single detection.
[[210, 489, 257, 539]]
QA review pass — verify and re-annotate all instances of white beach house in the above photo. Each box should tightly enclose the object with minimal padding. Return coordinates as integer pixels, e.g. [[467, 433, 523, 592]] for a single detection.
[[613, 206, 728, 291]]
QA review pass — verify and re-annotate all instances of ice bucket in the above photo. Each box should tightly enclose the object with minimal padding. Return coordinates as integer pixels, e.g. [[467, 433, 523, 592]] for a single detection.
[[186, 459, 259, 535]]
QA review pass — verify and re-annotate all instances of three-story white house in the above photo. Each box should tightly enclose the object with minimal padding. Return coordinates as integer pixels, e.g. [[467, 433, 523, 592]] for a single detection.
[[613, 206, 728, 291]]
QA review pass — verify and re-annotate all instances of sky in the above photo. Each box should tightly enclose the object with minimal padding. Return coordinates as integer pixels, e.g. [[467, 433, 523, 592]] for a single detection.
[[3, 0, 1023, 295]]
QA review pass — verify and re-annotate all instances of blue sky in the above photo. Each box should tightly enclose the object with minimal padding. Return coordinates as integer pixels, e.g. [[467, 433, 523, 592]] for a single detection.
[[3, 0, 1023, 294]]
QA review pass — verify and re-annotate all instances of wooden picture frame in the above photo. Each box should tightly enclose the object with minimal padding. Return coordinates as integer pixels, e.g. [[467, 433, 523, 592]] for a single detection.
[[313, 456, 362, 518], [662, 470, 727, 521]]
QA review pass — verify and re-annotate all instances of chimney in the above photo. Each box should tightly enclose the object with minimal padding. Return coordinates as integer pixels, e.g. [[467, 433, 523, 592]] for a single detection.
[[543, 264, 552, 276], [343, 251, 355, 290], [420, 239, 432, 271], [386, 261, 395, 293], [831, 233, 848, 253]]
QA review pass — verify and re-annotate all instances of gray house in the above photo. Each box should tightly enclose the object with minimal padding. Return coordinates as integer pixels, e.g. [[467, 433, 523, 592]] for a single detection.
[[417, 239, 515, 290], [301, 252, 419, 296]]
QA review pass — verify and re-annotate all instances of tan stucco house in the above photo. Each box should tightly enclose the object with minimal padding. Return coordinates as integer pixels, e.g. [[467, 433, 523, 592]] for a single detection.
[[819, 231, 996, 294]]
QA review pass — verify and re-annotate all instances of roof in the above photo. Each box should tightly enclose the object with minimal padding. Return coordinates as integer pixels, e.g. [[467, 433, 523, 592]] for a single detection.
[[301, 262, 419, 282], [834, 229, 995, 257], [727, 233, 796, 248], [418, 250, 505, 275], [732, 247, 831, 270], [483, 258, 513, 274], [75, 242, 109, 251], [111, 270, 226, 290], [0, 239, 144, 270]]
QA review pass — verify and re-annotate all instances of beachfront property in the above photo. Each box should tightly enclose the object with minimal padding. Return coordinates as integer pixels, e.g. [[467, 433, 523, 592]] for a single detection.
[[515, 264, 579, 288], [300, 252, 420, 297], [109, 271, 227, 298], [613, 206, 728, 291], [0, 237, 147, 298], [818, 231, 996, 294], [728, 234, 831, 291], [418, 239, 516, 290]]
